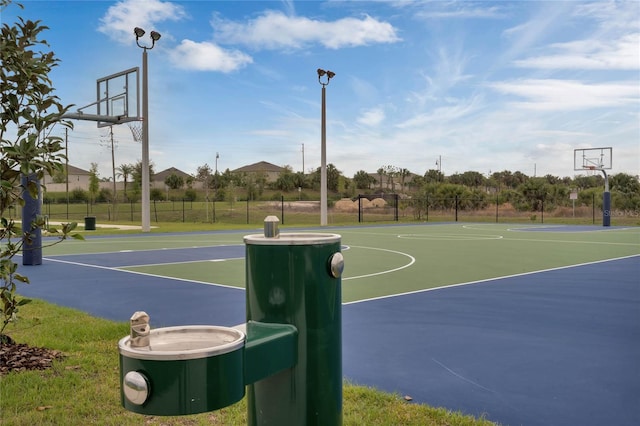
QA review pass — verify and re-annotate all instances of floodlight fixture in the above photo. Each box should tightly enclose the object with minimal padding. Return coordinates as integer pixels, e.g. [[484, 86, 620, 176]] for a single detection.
[[317, 68, 335, 87], [134, 27, 161, 50], [134, 27, 145, 39]]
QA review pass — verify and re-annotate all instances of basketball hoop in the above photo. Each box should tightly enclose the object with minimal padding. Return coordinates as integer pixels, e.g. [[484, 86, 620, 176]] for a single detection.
[[128, 121, 143, 142]]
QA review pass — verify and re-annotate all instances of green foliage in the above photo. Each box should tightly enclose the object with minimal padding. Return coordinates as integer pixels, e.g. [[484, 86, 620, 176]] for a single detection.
[[0, 4, 82, 336], [96, 187, 112, 203], [164, 173, 184, 190], [70, 188, 88, 203], [150, 188, 164, 201], [184, 188, 197, 201], [353, 170, 375, 190], [88, 162, 99, 201]]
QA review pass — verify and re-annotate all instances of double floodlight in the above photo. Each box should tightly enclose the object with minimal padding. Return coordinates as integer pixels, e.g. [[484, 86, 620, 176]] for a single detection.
[[317, 68, 335, 86], [134, 27, 161, 49]]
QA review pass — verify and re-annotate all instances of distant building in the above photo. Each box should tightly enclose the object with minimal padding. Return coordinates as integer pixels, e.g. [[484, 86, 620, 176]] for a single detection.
[[232, 161, 285, 183], [152, 167, 192, 189], [42, 164, 91, 191]]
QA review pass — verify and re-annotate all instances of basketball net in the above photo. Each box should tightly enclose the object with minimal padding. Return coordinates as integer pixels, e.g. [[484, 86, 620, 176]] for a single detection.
[[127, 121, 143, 142]]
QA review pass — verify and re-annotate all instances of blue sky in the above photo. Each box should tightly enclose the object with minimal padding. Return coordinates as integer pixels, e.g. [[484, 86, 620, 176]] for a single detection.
[[4, 0, 639, 180]]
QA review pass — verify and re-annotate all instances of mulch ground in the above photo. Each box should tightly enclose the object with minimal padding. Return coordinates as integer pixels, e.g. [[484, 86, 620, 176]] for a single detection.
[[0, 336, 65, 374]]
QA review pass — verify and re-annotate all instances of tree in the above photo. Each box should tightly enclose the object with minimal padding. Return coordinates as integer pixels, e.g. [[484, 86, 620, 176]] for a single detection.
[[377, 167, 385, 191], [274, 166, 296, 191], [310, 164, 341, 192], [610, 173, 640, 194], [88, 162, 100, 204], [353, 170, 375, 190], [132, 160, 155, 197], [398, 168, 411, 191], [424, 169, 444, 184], [1, 2, 81, 338], [116, 163, 134, 200], [164, 173, 184, 190]]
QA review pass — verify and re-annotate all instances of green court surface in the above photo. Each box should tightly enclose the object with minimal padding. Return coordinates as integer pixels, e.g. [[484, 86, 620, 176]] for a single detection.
[[41, 224, 640, 303]]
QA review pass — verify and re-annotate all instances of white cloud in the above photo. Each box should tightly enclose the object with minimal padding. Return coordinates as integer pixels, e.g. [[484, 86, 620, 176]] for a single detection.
[[211, 11, 400, 50], [515, 33, 640, 70], [98, 0, 186, 44], [489, 79, 639, 111], [357, 107, 385, 127], [168, 40, 252, 72]]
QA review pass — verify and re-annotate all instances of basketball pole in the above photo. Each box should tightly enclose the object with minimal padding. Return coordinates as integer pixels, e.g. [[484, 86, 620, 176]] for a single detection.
[[141, 47, 150, 232], [601, 169, 610, 227]]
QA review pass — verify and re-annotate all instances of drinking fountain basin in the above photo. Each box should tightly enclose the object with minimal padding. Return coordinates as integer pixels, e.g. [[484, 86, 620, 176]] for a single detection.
[[119, 325, 246, 415]]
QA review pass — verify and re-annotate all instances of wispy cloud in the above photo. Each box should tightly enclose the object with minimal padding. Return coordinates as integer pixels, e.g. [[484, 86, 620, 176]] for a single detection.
[[411, 2, 506, 19], [489, 79, 638, 111], [514, 34, 639, 70], [211, 11, 401, 50], [357, 107, 386, 127]]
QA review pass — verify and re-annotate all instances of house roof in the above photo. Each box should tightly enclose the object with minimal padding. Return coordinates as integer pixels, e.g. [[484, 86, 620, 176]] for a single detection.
[[154, 167, 192, 182], [66, 165, 90, 175], [232, 161, 284, 173]]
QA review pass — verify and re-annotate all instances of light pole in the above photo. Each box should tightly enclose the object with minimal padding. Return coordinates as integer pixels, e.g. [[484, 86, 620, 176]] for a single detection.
[[317, 68, 335, 226], [134, 27, 161, 233]]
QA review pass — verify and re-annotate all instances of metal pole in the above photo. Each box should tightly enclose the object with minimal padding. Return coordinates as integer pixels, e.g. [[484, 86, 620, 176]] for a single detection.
[[65, 128, 69, 219], [602, 170, 610, 227], [141, 48, 150, 232], [320, 84, 327, 226]]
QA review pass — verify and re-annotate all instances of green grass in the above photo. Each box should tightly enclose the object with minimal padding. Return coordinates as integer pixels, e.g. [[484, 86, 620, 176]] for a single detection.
[[1, 300, 495, 425]]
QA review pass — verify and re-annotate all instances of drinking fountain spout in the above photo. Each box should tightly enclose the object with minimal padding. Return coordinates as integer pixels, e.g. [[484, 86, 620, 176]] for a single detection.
[[129, 311, 150, 348]]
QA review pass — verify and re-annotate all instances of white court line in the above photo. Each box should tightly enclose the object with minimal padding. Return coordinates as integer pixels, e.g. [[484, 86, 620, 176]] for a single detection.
[[342, 245, 415, 281], [123, 257, 244, 268], [45, 243, 243, 257], [343, 253, 640, 306], [41, 257, 244, 291]]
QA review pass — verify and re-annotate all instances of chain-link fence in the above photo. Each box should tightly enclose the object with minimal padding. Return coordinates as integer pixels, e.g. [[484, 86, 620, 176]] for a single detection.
[[7, 192, 638, 227]]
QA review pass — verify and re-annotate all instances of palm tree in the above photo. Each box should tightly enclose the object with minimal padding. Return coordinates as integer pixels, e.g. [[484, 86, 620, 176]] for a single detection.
[[116, 163, 134, 201]]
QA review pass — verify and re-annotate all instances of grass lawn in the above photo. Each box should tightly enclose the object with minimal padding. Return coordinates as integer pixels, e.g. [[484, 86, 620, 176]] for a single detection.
[[1, 300, 496, 425]]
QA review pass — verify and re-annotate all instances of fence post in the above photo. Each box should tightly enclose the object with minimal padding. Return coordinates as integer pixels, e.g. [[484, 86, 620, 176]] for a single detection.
[[358, 195, 362, 223], [246, 199, 250, 224], [455, 195, 459, 222], [281, 195, 285, 225], [495, 194, 499, 223], [541, 198, 544, 223], [182, 199, 185, 222], [592, 193, 595, 224], [394, 194, 399, 221], [153, 199, 158, 223], [426, 196, 429, 222]]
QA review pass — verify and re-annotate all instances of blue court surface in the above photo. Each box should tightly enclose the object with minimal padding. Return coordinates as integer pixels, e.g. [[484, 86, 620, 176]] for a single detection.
[[14, 223, 640, 426]]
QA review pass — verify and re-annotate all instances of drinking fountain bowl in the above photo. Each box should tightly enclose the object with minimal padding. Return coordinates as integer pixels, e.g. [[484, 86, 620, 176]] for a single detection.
[[119, 325, 246, 415]]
